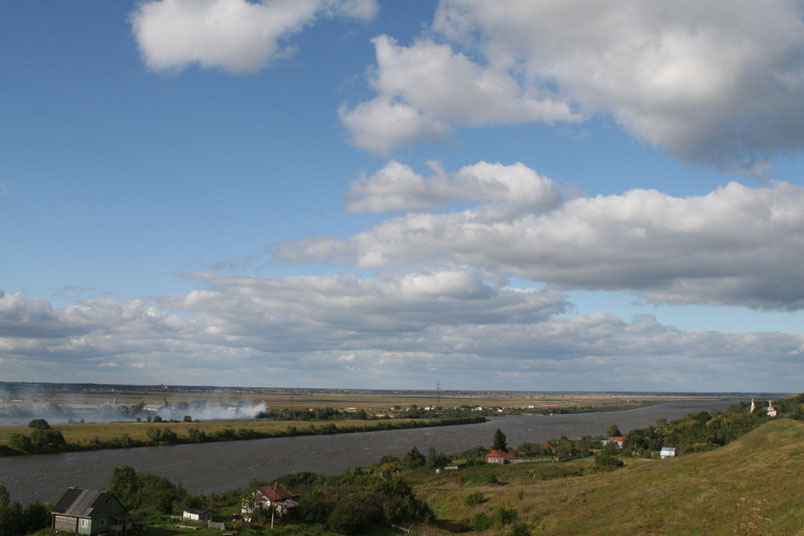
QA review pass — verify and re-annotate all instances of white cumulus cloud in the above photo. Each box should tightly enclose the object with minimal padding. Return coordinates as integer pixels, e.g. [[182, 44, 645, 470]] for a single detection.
[[431, 0, 804, 173], [346, 160, 563, 217], [343, 1, 804, 171], [340, 35, 580, 153], [277, 168, 804, 310], [131, 0, 378, 73]]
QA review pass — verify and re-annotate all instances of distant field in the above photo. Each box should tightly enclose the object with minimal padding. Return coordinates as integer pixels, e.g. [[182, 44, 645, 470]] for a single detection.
[[0, 417, 441, 446], [407, 418, 804, 535], [4, 388, 705, 410]]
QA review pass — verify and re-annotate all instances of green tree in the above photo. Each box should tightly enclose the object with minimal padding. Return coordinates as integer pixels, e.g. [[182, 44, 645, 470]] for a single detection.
[[110, 466, 139, 507], [29, 429, 67, 453], [427, 447, 449, 469], [145, 427, 162, 444], [607, 424, 622, 437], [493, 428, 508, 451], [187, 428, 206, 442], [160, 428, 179, 444], [403, 447, 426, 468], [8, 433, 31, 453], [27, 419, 50, 430]]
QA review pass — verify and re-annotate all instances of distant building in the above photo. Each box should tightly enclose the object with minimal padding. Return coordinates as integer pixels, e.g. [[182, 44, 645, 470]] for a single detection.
[[243, 483, 299, 518], [485, 449, 521, 464], [182, 508, 213, 522], [660, 447, 677, 459], [541, 442, 558, 455], [51, 488, 135, 535], [767, 401, 778, 417], [601, 436, 626, 448], [750, 399, 756, 413]]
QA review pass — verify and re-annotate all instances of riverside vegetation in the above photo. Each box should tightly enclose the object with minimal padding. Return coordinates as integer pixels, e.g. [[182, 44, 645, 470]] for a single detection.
[[0, 411, 485, 456], [10, 394, 804, 535]]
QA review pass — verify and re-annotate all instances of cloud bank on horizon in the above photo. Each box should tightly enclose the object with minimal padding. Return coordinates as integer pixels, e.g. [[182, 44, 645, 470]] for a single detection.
[[3, 0, 804, 391]]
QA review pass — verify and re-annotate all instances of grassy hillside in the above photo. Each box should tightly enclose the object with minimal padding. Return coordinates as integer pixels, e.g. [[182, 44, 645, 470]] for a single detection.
[[411, 418, 804, 535]]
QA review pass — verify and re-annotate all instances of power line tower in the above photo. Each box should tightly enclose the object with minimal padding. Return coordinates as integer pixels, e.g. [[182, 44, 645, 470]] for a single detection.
[[436, 380, 441, 408]]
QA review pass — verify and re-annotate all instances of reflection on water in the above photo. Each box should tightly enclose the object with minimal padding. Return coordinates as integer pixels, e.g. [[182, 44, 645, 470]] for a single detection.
[[0, 399, 740, 504]]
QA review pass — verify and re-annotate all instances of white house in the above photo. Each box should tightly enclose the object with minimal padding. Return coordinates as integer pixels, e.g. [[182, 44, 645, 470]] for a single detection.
[[182, 508, 212, 522], [660, 447, 677, 459], [485, 449, 521, 464]]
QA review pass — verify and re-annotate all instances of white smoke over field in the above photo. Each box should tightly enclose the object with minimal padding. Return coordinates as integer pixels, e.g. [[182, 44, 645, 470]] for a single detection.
[[0, 400, 269, 425], [157, 401, 268, 421]]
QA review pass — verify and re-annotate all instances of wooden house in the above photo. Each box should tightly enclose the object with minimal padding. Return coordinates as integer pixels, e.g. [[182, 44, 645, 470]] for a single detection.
[[242, 483, 299, 517], [485, 449, 521, 464], [51, 488, 135, 535]]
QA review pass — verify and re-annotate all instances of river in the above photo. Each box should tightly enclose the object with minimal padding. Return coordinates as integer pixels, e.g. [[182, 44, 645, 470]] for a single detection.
[[0, 398, 741, 504]]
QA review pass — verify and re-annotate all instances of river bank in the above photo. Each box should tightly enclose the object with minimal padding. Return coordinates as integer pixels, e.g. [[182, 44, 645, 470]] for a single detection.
[[0, 414, 485, 456]]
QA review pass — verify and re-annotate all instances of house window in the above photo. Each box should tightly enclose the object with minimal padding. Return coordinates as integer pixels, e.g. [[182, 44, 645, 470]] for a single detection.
[[100, 518, 106, 526], [81, 519, 89, 528]]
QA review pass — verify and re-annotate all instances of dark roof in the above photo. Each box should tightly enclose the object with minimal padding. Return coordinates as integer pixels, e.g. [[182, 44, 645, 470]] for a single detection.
[[184, 508, 213, 515], [257, 484, 295, 501], [113, 512, 137, 520], [52, 488, 120, 518]]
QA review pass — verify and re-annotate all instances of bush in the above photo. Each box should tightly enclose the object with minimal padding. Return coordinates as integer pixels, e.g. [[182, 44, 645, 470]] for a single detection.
[[594, 454, 624, 471], [464, 492, 485, 505], [470, 507, 518, 531], [509, 522, 532, 536]]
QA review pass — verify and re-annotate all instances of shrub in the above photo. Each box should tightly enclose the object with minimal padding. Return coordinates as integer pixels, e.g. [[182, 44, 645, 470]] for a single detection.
[[509, 522, 532, 536], [464, 492, 485, 505], [594, 454, 624, 471]]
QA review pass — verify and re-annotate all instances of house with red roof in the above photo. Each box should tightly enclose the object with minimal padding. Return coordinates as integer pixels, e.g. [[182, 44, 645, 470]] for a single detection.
[[602, 436, 626, 448], [242, 483, 299, 518], [485, 449, 521, 464], [541, 441, 558, 455]]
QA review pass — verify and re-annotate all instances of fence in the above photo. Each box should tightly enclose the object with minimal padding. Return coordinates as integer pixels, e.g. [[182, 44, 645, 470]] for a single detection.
[[169, 515, 226, 530]]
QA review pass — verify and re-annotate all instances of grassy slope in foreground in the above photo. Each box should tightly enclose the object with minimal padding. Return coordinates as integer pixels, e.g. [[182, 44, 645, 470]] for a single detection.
[[415, 419, 804, 536]]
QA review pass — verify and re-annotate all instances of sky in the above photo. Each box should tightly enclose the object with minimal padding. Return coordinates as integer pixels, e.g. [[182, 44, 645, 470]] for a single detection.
[[2, 0, 804, 392]]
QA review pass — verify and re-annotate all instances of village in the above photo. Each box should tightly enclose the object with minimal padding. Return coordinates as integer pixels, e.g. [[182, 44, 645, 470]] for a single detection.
[[1, 396, 791, 536]]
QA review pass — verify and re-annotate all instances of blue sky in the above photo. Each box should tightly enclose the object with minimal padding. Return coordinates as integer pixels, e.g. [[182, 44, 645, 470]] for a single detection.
[[2, 0, 804, 391]]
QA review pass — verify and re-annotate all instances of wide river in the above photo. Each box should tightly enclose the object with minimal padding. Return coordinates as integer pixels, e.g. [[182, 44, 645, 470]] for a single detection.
[[0, 398, 741, 504]]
